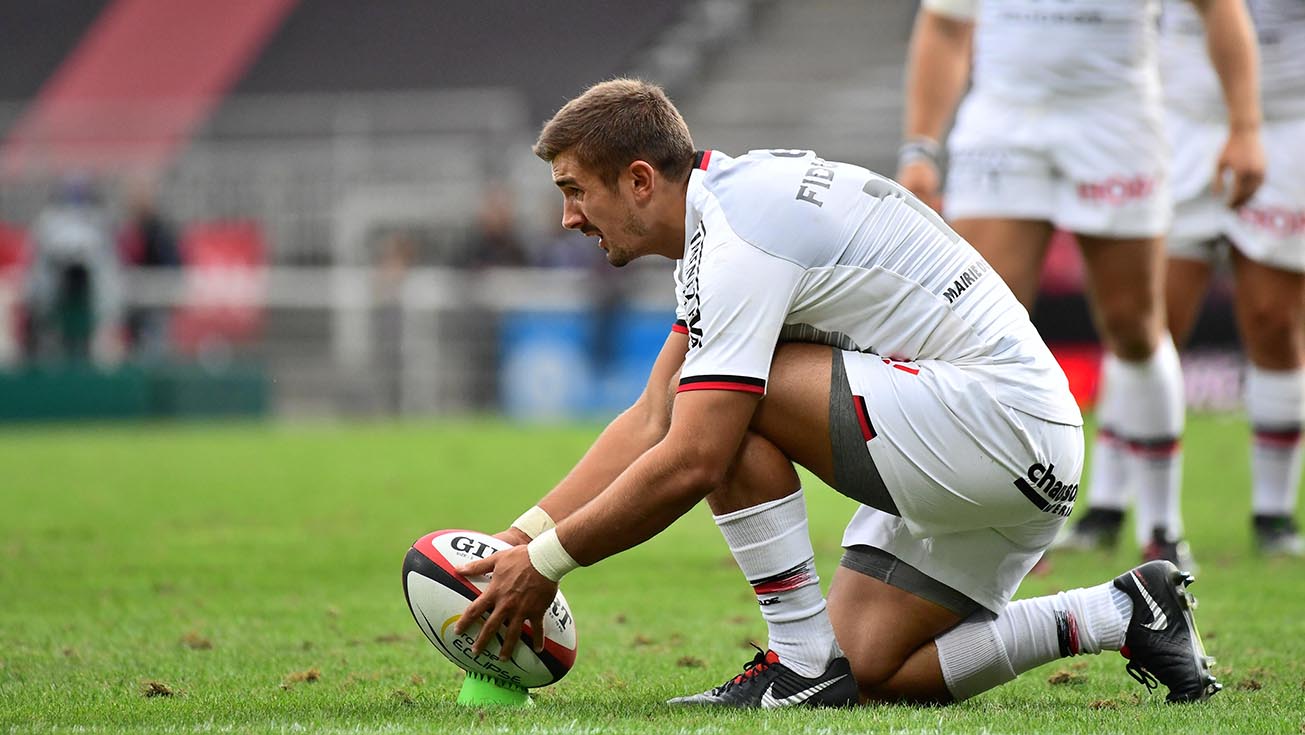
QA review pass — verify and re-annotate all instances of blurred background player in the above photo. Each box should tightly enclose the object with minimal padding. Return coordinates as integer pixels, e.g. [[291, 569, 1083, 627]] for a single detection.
[[117, 176, 181, 362], [24, 173, 124, 367], [896, 0, 1264, 565], [1067, 0, 1305, 557]]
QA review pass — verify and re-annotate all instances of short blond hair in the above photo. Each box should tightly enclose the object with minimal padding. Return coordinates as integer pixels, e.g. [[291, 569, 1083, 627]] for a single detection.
[[533, 78, 695, 187]]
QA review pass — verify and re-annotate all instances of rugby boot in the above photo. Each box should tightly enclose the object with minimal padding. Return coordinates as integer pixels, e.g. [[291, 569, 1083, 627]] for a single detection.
[[1141, 527, 1197, 574], [1112, 560, 1221, 702], [1252, 514, 1305, 557], [1052, 507, 1124, 551], [666, 645, 857, 708]]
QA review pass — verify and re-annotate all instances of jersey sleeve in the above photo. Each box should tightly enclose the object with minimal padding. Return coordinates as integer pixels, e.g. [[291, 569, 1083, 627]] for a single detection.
[[679, 238, 803, 396], [922, 0, 977, 20]]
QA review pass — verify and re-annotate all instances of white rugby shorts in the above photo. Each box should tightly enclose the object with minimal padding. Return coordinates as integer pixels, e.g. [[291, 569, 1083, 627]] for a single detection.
[[836, 350, 1084, 613], [1167, 111, 1305, 273], [944, 92, 1171, 239]]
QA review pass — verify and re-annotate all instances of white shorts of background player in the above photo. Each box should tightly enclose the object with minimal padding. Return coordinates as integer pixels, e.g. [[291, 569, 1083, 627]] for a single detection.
[[1166, 111, 1305, 272], [943, 92, 1171, 239]]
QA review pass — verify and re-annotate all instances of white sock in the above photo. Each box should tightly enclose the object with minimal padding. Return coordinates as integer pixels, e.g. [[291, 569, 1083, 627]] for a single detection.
[[1086, 354, 1133, 511], [936, 583, 1131, 700], [713, 489, 839, 677], [1110, 337, 1185, 545], [1246, 365, 1305, 516]]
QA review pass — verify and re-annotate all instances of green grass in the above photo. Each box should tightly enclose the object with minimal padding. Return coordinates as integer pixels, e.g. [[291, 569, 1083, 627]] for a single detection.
[[1, 414, 1303, 734]]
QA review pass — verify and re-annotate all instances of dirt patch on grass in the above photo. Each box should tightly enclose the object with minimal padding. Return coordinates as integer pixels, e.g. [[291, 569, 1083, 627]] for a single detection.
[[180, 631, 212, 650], [391, 689, 415, 705], [1235, 678, 1263, 691], [676, 656, 704, 668], [410, 674, 425, 686], [141, 680, 176, 697], [281, 667, 321, 689], [1088, 698, 1120, 709], [1047, 670, 1085, 686]]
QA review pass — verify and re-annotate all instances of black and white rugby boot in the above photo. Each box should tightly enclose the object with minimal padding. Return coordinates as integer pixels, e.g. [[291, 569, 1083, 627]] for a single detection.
[[1252, 514, 1305, 557], [666, 645, 857, 708], [1112, 560, 1221, 703], [1052, 507, 1125, 552], [1141, 527, 1198, 574]]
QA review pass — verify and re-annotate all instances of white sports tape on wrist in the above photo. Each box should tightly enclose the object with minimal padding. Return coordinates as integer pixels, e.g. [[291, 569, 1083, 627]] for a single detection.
[[511, 505, 556, 540], [528, 528, 580, 582]]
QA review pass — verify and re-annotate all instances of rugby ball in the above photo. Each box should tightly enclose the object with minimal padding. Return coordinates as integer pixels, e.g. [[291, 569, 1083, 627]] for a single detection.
[[402, 529, 578, 688]]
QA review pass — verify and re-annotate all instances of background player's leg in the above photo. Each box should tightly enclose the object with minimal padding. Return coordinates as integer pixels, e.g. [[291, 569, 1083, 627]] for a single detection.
[[950, 217, 1055, 310], [1079, 234, 1187, 561], [1058, 253, 1213, 551], [1057, 354, 1130, 550], [1167, 255, 1215, 349], [1230, 250, 1305, 555]]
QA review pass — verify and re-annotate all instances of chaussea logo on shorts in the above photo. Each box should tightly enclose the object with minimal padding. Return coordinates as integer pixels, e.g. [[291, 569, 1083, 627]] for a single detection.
[[1013, 462, 1077, 518]]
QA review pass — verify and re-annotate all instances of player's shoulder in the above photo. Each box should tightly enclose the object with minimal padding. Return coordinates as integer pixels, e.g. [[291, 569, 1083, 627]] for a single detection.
[[692, 149, 865, 263]]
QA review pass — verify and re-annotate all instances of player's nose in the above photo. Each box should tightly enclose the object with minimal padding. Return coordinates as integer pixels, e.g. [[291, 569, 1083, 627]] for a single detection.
[[561, 201, 585, 231]]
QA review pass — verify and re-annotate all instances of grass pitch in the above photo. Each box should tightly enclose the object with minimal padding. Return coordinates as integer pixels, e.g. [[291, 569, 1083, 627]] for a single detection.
[[2, 415, 1303, 734]]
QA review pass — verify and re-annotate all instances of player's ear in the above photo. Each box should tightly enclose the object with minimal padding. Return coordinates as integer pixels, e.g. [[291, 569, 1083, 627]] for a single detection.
[[626, 160, 657, 201]]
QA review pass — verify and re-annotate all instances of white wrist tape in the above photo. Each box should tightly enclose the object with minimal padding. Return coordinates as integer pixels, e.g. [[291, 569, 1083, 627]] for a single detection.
[[527, 528, 580, 582], [511, 505, 556, 540]]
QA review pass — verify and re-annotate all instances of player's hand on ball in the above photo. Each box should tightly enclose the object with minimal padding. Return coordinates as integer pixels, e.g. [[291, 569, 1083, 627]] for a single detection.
[[493, 527, 532, 546], [455, 546, 558, 660], [896, 160, 942, 213], [1214, 126, 1265, 209]]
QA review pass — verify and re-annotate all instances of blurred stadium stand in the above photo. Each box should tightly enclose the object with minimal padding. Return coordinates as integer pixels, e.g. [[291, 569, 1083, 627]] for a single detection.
[[0, 0, 1242, 421]]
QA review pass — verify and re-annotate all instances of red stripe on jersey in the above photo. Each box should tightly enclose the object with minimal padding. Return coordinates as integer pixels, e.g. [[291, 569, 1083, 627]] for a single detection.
[[853, 395, 875, 441], [678, 381, 765, 395], [671, 321, 689, 335], [697, 149, 713, 170]]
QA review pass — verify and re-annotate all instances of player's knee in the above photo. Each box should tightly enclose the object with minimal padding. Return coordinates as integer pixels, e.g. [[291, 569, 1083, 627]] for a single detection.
[[1100, 310, 1160, 361], [844, 647, 908, 692], [1243, 303, 1305, 364]]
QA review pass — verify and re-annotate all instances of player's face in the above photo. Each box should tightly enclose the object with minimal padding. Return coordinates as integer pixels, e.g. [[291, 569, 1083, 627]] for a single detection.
[[551, 151, 648, 267]]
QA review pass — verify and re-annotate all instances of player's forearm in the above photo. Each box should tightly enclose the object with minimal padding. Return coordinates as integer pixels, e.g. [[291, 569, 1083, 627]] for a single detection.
[[903, 10, 973, 142], [1195, 0, 1262, 130]]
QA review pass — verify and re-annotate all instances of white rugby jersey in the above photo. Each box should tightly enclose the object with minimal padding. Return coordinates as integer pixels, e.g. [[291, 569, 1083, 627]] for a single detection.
[[1160, 0, 1305, 121], [672, 149, 1083, 427], [923, 0, 1162, 103]]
